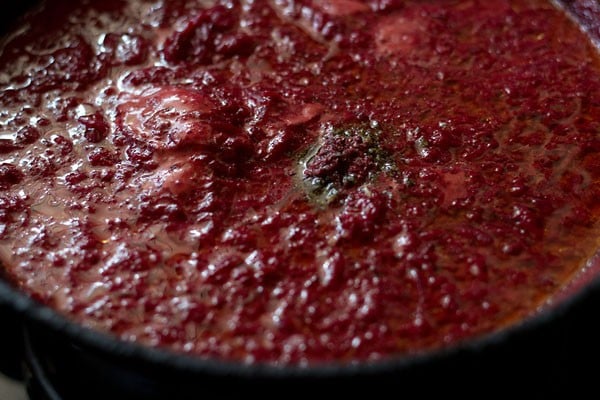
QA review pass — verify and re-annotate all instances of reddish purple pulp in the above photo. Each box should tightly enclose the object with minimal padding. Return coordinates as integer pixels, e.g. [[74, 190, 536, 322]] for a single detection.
[[0, 0, 599, 365]]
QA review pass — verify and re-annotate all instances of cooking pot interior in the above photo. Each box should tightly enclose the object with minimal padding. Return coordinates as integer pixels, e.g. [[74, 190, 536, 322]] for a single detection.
[[0, 1, 600, 397]]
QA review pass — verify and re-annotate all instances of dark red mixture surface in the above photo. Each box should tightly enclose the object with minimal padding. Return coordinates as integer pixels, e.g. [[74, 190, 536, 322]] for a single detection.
[[1, 0, 600, 365]]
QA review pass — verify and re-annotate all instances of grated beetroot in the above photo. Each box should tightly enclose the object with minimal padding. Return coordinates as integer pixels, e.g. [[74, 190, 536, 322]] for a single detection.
[[0, 0, 599, 365]]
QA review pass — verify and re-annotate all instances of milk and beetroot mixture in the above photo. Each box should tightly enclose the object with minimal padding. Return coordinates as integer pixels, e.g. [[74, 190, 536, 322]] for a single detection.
[[0, 0, 599, 364]]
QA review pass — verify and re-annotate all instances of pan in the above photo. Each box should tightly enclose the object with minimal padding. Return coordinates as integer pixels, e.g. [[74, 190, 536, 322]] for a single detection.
[[1, 1, 600, 398]]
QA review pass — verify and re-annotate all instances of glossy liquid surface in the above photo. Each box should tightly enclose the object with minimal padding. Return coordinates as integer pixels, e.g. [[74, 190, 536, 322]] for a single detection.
[[0, 0, 599, 364]]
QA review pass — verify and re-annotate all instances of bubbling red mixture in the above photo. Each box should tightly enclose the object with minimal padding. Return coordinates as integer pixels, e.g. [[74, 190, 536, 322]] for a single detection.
[[0, 0, 600, 365]]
